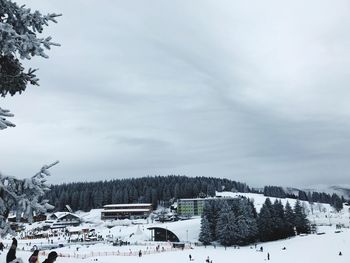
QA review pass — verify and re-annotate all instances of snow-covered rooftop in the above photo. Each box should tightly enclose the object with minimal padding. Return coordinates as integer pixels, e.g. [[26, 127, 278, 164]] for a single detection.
[[51, 212, 80, 220], [103, 203, 152, 208], [102, 209, 151, 213]]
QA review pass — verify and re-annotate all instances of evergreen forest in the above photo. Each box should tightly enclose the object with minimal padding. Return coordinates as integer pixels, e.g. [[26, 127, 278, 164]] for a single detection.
[[44, 176, 345, 212]]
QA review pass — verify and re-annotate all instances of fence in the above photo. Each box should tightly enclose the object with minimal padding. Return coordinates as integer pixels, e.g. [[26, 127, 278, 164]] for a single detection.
[[39, 245, 191, 259]]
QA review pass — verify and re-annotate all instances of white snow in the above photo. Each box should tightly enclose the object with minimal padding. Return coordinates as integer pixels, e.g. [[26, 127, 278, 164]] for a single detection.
[[1, 226, 349, 263], [1, 191, 349, 263]]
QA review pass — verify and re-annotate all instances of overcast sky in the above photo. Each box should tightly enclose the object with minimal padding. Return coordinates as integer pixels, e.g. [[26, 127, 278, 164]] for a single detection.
[[1, 0, 350, 187]]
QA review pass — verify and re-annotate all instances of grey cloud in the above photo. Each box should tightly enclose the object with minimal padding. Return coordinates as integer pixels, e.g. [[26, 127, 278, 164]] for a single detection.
[[1, 0, 350, 188]]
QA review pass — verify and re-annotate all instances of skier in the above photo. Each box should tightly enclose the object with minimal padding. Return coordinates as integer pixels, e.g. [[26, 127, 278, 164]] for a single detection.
[[139, 250, 142, 257], [42, 251, 58, 263], [206, 256, 210, 263], [28, 250, 40, 263], [260, 246, 263, 252], [0, 241, 4, 252], [189, 254, 192, 261], [267, 252, 270, 260], [339, 251, 342, 256], [6, 238, 17, 263]]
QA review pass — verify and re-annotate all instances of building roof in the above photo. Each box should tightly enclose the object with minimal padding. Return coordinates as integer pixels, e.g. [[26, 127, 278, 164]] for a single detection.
[[51, 212, 80, 220], [178, 196, 236, 202], [177, 198, 207, 201], [148, 218, 201, 242], [103, 203, 152, 208], [51, 212, 68, 218], [102, 208, 151, 213]]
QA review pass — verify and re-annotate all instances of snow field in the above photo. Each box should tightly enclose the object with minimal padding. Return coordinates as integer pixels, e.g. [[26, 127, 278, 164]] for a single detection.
[[2, 191, 350, 263], [1, 225, 349, 263]]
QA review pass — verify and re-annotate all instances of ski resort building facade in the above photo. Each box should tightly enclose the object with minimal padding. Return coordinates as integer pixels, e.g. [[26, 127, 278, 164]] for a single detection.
[[101, 203, 153, 220], [177, 198, 206, 216], [48, 212, 81, 229], [177, 195, 236, 216]]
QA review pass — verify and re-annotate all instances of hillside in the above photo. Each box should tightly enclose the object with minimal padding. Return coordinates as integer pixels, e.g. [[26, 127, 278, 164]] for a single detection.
[[44, 176, 250, 211], [44, 175, 346, 213]]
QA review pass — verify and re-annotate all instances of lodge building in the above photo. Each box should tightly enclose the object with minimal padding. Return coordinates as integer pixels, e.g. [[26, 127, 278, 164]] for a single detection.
[[101, 203, 153, 220]]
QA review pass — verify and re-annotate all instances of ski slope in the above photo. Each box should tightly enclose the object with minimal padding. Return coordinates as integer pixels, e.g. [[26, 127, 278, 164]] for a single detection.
[[1, 191, 349, 263], [1, 225, 349, 263]]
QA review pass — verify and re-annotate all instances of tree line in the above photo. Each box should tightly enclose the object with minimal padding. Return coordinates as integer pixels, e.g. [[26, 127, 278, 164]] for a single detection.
[[44, 175, 346, 212], [263, 186, 345, 211], [44, 176, 250, 211], [199, 197, 310, 246]]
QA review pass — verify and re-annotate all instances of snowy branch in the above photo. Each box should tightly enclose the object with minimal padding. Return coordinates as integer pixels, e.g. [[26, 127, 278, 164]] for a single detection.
[[0, 107, 15, 129], [0, 161, 59, 237], [0, 0, 61, 97]]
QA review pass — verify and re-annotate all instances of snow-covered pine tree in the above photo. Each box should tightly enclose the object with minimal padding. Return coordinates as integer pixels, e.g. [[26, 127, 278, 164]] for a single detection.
[[284, 201, 296, 236], [0, 0, 61, 238], [202, 200, 219, 241], [293, 200, 310, 234], [233, 212, 250, 245], [216, 201, 236, 246], [257, 198, 274, 241], [237, 198, 258, 244], [0, 0, 61, 124], [0, 161, 58, 236], [199, 215, 212, 245], [331, 193, 343, 212], [272, 199, 286, 239]]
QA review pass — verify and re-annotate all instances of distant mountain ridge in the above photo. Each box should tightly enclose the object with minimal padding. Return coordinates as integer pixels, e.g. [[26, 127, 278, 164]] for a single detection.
[[303, 184, 350, 199]]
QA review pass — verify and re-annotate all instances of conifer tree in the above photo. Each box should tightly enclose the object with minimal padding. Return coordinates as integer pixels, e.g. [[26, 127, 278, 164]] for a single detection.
[[294, 200, 310, 234], [272, 199, 286, 239], [257, 198, 274, 241], [331, 194, 343, 211], [0, 0, 61, 125], [216, 201, 236, 246], [235, 199, 258, 244], [202, 199, 223, 241], [284, 201, 296, 236], [1, 1, 61, 236], [199, 215, 212, 245]]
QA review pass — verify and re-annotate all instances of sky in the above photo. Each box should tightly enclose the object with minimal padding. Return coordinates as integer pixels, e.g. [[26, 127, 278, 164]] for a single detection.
[[1, 0, 350, 187]]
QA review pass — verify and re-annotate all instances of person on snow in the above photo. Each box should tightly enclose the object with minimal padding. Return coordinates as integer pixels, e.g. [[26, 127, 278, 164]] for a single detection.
[[28, 250, 40, 263], [42, 251, 58, 263], [6, 238, 17, 263]]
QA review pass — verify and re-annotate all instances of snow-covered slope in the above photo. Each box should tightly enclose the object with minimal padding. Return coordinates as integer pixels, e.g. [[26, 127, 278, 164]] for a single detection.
[[1, 225, 349, 263], [2, 191, 350, 263], [217, 191, 350, 226]]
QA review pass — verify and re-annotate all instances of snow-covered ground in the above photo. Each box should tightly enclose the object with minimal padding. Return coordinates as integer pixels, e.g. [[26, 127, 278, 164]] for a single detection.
[[1, 191, 349, 263], [1, 225, 349, 263]]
